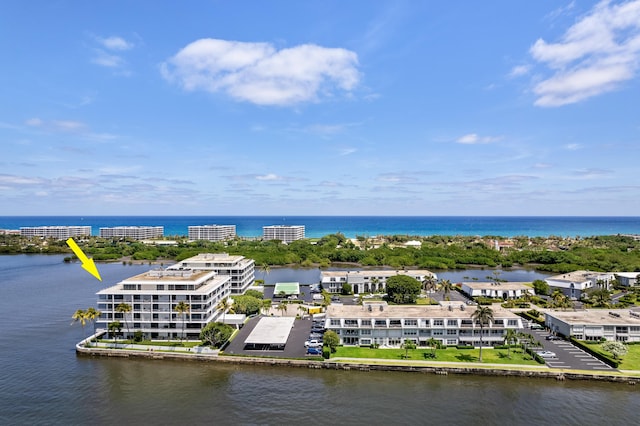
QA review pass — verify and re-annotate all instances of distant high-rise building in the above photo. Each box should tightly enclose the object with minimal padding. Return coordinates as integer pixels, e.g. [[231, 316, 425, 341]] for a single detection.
[[262, 225, 305, 243], [20, 226, 91, 239], [99, 226, 163, 240], [188, 225, 236, 241]]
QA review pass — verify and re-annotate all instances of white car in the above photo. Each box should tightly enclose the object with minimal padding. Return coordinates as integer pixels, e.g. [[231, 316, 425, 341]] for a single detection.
[[304, 339, 323, 348], [536, 350, 557, 358]]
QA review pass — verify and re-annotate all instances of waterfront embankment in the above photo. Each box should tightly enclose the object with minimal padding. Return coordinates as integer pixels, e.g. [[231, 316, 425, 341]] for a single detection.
[[76, 342, 640, 385]]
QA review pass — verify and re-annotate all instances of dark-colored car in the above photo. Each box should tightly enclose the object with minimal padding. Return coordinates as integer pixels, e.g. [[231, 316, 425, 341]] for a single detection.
[[307, 347, 322, 355]]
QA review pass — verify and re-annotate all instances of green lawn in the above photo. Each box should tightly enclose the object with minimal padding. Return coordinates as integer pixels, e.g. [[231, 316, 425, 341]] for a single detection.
[[332, 346, 540, 365], [581, 342, 640, 370]]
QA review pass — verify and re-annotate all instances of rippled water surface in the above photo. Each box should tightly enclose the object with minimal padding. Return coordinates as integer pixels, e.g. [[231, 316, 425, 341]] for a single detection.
[[1, 255, 639, 425]]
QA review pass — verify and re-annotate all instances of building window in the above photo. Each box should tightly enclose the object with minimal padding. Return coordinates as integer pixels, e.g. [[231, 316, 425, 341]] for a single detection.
[[405, 319, 418, 326], [361, 319, 371, 326], [375, 320, 387, 327], [330, 319, 340, 326], [507, 320, 518, 326], [447, 320, 457, 326], [433, 319, 444, 326]]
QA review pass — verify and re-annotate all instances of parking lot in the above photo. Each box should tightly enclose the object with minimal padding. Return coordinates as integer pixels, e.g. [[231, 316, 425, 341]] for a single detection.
[[224, 315, 321, 358], [524, 321, 615, 371]]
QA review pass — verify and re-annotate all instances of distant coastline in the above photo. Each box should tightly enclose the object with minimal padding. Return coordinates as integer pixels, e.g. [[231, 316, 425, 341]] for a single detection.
[[1, 215, 639, 238]]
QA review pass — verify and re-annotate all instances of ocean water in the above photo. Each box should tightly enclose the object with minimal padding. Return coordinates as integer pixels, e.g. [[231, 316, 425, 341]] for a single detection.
[[1, 255, 639, 425], [1, 215, 639, 238]]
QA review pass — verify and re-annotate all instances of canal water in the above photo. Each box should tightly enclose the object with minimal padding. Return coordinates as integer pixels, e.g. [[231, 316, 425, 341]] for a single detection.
[[1, 255, 637, 425]]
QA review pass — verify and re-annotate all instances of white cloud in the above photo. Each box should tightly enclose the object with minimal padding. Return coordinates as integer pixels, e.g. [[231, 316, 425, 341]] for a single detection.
[[509, 64, 531, 77], [339, 147, 357, 156], [90, 35, 134, 71], [92, 50, 125, 68], [25, 118, 43, 127], [161, 38, 361, 106], [456, 133, 502, 144], [99, 36, 134, 51], [565, 143, 582, 150], [256, 173, 282, 181], [530, 0, 640, 106]]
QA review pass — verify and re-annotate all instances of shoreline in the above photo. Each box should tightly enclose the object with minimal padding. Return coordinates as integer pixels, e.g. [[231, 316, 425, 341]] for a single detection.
[[76, 344, 640, 385]]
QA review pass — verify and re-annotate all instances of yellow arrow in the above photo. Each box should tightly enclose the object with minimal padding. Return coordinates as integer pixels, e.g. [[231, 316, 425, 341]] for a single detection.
[[66, 238, 102, 281]]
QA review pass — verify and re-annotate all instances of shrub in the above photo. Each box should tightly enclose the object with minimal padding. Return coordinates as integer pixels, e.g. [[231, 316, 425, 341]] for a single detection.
[[133, 330, 144, 343], [322, 346, 331, 359]]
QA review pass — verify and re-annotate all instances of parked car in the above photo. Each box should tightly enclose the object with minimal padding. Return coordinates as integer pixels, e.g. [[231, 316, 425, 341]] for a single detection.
[[536, 351, 557, 358], [307, 347, 322, 355], [304, 339, 323, 348], [546, 335, 561, 341], [530, 323, 544, 330], [309, 333, 324, 340]]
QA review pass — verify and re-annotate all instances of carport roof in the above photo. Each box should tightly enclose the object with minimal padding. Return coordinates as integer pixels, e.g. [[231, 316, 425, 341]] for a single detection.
[[244, 317, 296, 345], [274, 282, 300, 295]]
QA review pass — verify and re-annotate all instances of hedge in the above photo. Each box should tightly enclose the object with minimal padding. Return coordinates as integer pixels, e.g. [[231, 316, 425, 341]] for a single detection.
[[569, 338, 620, 368]]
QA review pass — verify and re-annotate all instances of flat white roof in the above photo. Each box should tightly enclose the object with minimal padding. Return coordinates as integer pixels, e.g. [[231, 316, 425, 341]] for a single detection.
[[461, 282, 531, 291], [244, 317, 296, 345]]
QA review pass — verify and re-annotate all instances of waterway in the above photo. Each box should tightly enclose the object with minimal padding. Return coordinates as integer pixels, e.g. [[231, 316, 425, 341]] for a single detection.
[[1, 255, 638, 425]]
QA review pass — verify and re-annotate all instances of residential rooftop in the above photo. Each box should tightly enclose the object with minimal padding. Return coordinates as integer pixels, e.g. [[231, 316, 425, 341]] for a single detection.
[[546, 309, 640, 326], [326, 303, 520, 320], [460, 281, 531, 290]]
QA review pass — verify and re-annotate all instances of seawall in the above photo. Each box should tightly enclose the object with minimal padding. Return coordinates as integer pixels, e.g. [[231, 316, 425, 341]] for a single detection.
[[76, 345, 639, 385]]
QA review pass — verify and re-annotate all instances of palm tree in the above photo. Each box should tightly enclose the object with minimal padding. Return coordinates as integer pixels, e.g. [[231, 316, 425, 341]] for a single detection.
[[85, 307, 101, 339], [422, 275, 437, 298], [504, 328, 518, 359], [261, 263, 271, 282], [426, 337, 439, 358], [108, 321, 122, 342], [115, 302, 132, 341], [298, 304, 308, 318], [174, 301, 191, 343], [262, 299, 272, 315], [439, 279, 453, 301], [471, 305, 494, 363], [276, 302, 288, 317], [217, 296, 231, 323], [71, 309, 88, 339]]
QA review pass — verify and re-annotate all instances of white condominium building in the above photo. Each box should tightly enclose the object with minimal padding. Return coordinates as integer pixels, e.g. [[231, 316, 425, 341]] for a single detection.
[[20, 226, 92, 239], [188, 225, 236, 241], [321, 269, 437, 294], [262, 225, 305, 243], [169, 253, 255, 295], [545, 309, 640, 342], [99, 226, 164, 240], [97, 268, 231, 340], [324, 302, 523, 347]]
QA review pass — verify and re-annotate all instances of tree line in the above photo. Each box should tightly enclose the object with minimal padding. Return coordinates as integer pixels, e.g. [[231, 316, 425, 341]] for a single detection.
[[3, 233, 640, 272]]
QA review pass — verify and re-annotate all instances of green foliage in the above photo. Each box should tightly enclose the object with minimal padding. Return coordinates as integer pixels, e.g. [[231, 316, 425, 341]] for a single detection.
[[4, 233, 640, 272], [133, 330, 144, 342], [244, 289, 264, 299], [323, 330, 340, 353], [601, 341, 628, 359], [386, 275, 421, 304], [200, 322, 234, 348], [322, 346, 331, 359], [341, 283, 352, 295], [532, 279, 550, 295], [232, 295, 263, 315]]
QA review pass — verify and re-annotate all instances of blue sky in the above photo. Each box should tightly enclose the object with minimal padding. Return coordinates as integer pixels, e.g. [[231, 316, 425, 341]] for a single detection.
[[1, 0, 639, 216]]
